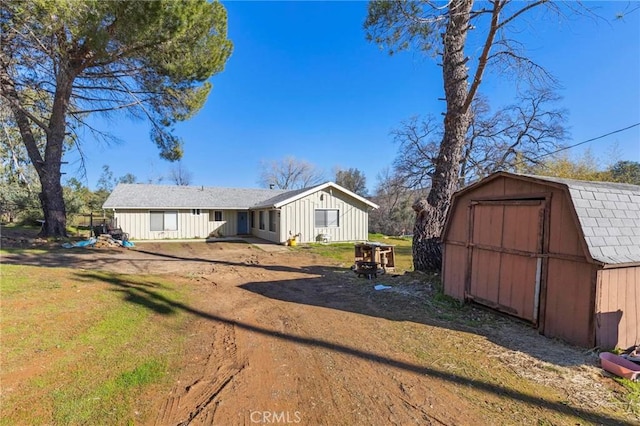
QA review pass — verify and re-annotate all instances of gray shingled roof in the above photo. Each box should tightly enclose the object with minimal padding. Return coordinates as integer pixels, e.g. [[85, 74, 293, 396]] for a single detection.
[[104, 182, 379, 211], [524, 174, 640, 265], [102, 184, 290, 209], [252, 186, 316, 208]]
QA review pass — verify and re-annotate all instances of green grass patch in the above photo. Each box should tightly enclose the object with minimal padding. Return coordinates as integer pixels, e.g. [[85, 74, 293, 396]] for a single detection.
[[302, 242, 355, 263], [50, 359, 167, 425], [1, 223, 40, 232], [296, 233, 414, 272], [0, 265, 191, 425], [616, 378, 640, 415], [0, 247, 49, 256]]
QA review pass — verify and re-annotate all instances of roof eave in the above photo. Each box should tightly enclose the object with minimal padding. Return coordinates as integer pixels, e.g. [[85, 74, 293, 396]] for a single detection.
[[601, 261, 640, 269], [103, 206, 251, 210], [272, 182, 379, 209]]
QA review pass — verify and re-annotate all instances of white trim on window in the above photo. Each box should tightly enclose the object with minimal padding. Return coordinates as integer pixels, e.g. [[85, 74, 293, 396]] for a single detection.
[[315, 209, 339, 227], [209, 210, 223, 222], [150, 211, 178, 231]]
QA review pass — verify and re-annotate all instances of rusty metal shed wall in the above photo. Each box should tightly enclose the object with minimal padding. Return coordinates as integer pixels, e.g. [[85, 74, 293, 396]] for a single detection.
[[596, 266, 640, 349]]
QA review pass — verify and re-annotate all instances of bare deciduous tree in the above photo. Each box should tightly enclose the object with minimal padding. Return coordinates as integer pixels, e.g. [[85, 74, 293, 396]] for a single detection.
[[169, 161, 193, 186], [391, 115, 441, 190], [462, 90, 567, 183], [258, 156, 325, 189], [392, 89, 567, 191]]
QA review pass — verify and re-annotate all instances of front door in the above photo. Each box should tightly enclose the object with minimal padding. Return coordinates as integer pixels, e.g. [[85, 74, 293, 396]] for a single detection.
[[467, 199, 545, 323], [237, 212, 248, 234]]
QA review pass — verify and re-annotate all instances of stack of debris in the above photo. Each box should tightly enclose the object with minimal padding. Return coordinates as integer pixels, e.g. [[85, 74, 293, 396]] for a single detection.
[[61, 235, 134, 249], [94, 234, 124, 248]]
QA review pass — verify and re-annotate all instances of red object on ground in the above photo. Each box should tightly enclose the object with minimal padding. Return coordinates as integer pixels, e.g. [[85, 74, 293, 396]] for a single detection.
[[599, 352, 640, 381]]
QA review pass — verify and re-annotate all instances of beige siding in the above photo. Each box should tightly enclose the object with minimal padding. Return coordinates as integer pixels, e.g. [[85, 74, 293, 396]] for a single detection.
[[596, 267, 640, 349], [113, 187, 373, 243], [277, 188, 371, 244], [251, 209, 281, 242], [114, 209, 239, 240]]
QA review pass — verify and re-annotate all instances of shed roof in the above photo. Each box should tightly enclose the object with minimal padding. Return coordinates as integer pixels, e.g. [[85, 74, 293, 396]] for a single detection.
[[450, 172, 640, 266], [522, 174, 640, 265]]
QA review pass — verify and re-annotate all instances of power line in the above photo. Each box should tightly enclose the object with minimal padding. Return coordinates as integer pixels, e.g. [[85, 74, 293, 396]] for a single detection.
[[530, 122, 640, 163]]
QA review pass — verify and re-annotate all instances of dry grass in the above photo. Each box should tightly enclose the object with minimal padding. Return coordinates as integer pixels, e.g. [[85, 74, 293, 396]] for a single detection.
[[316, 266, 640, 423]]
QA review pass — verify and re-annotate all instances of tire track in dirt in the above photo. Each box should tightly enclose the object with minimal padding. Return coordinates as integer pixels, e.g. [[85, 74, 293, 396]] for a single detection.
[[210, 280, 469, 425], [156, 322, 247, 425]]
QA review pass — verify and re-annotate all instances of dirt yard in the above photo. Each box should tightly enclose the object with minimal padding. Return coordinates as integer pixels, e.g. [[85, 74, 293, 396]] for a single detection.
[[2, 232, 638, 425]]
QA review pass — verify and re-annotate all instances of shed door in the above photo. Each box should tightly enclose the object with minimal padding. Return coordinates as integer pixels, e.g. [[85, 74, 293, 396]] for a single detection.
[[467, 200, 545, 323]]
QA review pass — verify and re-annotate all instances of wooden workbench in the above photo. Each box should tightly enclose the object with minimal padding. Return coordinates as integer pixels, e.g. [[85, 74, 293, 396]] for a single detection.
[[354, 242, 395, 270]]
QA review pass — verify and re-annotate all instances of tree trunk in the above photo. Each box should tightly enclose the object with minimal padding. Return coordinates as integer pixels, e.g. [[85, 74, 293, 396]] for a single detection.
[[1, 54, 72, 238], [36, 62, 74, 238], [2, 105, 68, 237], [413, 0, 473, 272], [38, 167, 67, 237], [412, 200, 442, 271]]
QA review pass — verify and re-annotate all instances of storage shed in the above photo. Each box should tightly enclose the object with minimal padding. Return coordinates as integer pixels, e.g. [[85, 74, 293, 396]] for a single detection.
[[442, 172, 640, 349]]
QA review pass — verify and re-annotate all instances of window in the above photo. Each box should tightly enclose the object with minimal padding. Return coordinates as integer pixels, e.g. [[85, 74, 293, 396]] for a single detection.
[[315, 209, 339, 227], [150, 211, 178, 231], [259, 211, 265, 230], [209, 210, 223, 222], [269, 210, 276, 232], [251, 211, 255, 228], [192, 209, 201, 215]]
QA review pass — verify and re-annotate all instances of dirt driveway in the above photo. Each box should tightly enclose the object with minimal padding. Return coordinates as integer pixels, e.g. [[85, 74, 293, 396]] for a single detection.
[[2, 239, 637, 425]]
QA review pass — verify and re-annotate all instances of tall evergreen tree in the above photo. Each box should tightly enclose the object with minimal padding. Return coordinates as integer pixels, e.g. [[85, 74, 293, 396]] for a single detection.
[[1, 0, 232, 237]]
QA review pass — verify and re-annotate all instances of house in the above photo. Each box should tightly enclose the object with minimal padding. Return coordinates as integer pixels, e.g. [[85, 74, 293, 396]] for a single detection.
[[442, 171, 640, 349], [102, 182, 378, 244]]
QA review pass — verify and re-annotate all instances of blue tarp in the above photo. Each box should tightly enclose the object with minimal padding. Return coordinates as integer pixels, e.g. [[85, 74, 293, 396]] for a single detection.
[[62, 238, 97, 248], [62, 237, 134, 248], [374, 284, 392, 291]]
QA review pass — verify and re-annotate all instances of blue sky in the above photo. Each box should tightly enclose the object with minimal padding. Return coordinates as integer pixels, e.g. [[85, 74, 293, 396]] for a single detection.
[[66, 1, 640, 192]]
